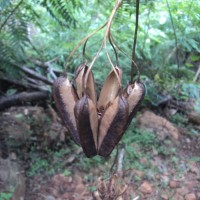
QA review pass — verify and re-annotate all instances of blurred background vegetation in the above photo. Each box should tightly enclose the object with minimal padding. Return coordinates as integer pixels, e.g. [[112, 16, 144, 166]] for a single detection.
[[0, 1, 200, 199], [0, 0, 200, 111]]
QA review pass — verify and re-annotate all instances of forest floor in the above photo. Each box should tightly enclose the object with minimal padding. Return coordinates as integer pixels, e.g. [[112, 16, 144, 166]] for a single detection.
[[0, 106, 200, 200]]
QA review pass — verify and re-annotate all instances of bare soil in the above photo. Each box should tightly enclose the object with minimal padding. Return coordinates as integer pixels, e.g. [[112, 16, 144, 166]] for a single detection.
[[0, 106, 199, 200]]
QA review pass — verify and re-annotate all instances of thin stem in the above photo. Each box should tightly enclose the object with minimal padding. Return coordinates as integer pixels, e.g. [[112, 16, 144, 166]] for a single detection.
[[64, 21, 108, 72], [82, 38, 88, 61], [108, 32, 119, 66], [84, 0, 122, 88], [166, 0, 180, 76], [110, 33, 140, 79], [131, 0, 140, 82], [103, 0, 123, 87]]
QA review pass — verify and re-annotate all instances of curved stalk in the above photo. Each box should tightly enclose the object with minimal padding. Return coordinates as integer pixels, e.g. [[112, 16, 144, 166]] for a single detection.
[[110, 33, 140, 80], [84, 0, 123, 89], [103, 0, 122, 87], [64, 21, 108, 71], [108, 32, 119, 67]]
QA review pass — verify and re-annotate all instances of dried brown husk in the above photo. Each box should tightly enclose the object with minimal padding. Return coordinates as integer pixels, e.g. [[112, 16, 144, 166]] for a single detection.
[[52, 76, 80, 145], [75, 63, 97, 104], [74, 95, 98, 158], [74, 65, 98, 157], [97, 67, 122, 113], [98, 95, 128, 157], [75, 63, 86, 99], [123, 79, 145, 129], [97, 173, 128, 199]]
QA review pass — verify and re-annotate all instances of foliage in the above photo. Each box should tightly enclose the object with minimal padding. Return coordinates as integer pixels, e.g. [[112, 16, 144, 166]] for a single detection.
[[171, 113, 187, 126], [0, 192, 13, 200], [1, 0, 200, 106], [0, 187, 14, 200], [1, 0, 200, 179], [28, 146, 72, 176]]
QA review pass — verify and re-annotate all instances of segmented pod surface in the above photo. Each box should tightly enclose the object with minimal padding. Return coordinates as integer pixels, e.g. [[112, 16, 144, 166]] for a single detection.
[[53, 76, 80, 145], [75, 63, 86, 99], [76, 64, 97, 104], [74, 95, 98, 158], [124, 80, 145, 129], [97, 67, 122, 112], [98, 95, 129, 157]]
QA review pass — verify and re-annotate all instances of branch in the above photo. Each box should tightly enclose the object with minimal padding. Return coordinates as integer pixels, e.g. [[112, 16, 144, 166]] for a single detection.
[[7, 61, 52, 85], [0, 91, 49, 110], [0, 0, 23, 32], [0, 77, 26, 88], [0, 76, 49, 92], [12, 63, 53, 85], [31, 59, 58, 80], [117, 147, 125, 174]]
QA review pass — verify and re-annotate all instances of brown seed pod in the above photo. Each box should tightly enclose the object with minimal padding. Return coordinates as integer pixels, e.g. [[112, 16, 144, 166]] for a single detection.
[[97, 67, 122, 112], [74, 65, 98, 158], [52, 76, 80, 145], [75, 63, 97, 104], [75, 63, 86, 99], [74, 95, 98, 158], [123, 79, 145, 129], [98, 95, 129, 157]]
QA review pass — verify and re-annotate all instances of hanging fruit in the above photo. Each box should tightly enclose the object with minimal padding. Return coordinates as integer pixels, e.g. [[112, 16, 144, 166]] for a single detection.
[[52, 0, 145, 158]]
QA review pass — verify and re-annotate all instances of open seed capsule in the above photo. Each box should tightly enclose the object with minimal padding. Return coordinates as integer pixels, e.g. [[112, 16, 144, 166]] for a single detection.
[[53, 76, 80, 145], [74, 95, 98, 157], [74, 66, 98, 158], [97, 67, 122, 112], [98, 95, 128, 157], [97, 67, 128, 157], [123, 79, 145, 130], [76, 63, 97, 104]]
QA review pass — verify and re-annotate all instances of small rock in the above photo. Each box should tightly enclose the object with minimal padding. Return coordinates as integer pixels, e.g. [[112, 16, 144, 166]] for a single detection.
[[156, 174, 160, 180], [178, 161, 187, 172], [133, 170, 145, 178], [139, 181, 153, 194], [146, 170, 155, 181], [46, 195, 55, 200], [93, 191, 101, 200], [185, 193, 196, 200], [66, 156, 76, 164], [24, 109, 29, 115], [140, 157, 148, 165], [177, 187, 189, 196], [161, 194, 168, 200], [172, 192, 184, 200], [61, 193, 70, 199], [186, 138, 191, 143], [160, 175, 169, 186], [169, 180, 179, 188], [188, 161, 199, 174], [137, 110, 179, 141], [187, 180, 200, 190], [10, 152, 17, 160]]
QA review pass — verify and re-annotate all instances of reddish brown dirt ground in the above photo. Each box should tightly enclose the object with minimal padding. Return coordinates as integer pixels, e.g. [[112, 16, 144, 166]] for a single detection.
[[0, 106, 199, 200]]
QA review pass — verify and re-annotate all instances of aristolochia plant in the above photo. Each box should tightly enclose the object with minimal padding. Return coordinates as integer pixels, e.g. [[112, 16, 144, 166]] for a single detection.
[[53, 0, 145, 158]]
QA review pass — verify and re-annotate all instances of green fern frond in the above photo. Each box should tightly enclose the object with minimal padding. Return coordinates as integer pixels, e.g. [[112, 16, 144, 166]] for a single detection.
[[38, 0, 82, 27]]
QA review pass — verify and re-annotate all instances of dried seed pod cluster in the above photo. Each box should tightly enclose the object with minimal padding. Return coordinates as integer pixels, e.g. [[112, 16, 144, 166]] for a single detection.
[[53, 0, 145, 158], [53, 63, 145, 157]]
